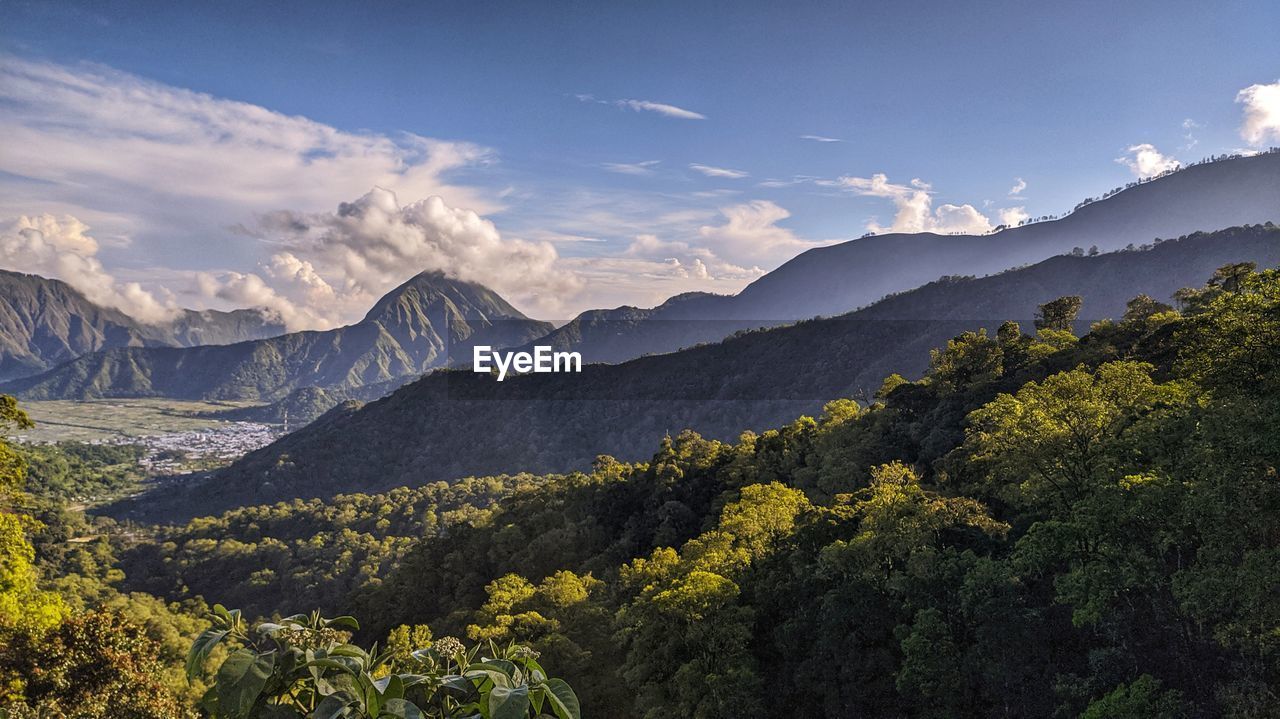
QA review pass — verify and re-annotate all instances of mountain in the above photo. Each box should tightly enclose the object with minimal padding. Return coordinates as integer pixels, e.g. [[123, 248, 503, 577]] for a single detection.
[[525, 152, 1280, 364], [0, 269, 285, 382], [111, 223, 1280, 520], [165, 308, 286, 347], [0, 272, 554, 402]]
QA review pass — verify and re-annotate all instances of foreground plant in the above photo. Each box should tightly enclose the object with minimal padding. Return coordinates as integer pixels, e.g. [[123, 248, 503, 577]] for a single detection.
[[186, 606, 580, 719]]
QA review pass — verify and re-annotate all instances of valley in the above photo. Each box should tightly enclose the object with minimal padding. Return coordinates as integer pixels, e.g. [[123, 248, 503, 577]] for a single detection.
[[2, 11, 1279, 716]]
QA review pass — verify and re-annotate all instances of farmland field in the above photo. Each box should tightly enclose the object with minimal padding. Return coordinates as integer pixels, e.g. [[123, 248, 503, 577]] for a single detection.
[[8, 398, 272, 443]]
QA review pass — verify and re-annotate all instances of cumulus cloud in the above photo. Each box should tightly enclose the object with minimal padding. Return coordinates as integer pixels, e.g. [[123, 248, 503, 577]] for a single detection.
[[689, 163, 750, 179], [0, 214, 177, 323], [695, 200, 829, 263], [998, 206, 1029, 227], [236, 187, 584, 324], [1115, 143, 1181, 178], [1236, 80, 1280, 146], [1009, 177, 1027, 196], [828, 173, 994, 235], [575, 94, 706, 120], [0, 56, 497, 295], [624, 233, 761, 280]]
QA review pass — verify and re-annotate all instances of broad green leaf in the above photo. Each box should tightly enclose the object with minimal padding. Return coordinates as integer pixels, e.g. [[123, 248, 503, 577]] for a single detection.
[[464, 667, 513, 690], [216, 649, 276, 718], [542, 678, 581, 719], [489, 685, 530, 719], [325, 614, 361, 631], [314, 692, 359, 719], [380, 698, 426, 719], [186, 628, 228, 679], [374, 674, 405, 700]]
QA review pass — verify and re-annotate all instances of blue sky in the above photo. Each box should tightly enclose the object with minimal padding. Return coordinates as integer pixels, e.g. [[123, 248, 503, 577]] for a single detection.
[[1, 0, 1278, 325]]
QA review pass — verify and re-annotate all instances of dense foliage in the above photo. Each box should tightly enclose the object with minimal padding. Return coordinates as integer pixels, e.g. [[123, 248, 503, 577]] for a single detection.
[[18, 441, 146, 501], [186, 606, 580, 718], [4, 263, 1279, 716]]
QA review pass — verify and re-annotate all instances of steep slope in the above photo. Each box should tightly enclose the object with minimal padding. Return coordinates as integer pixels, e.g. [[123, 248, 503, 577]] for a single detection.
[[117, 224, 1280, 519], [0, 270, 285, 381], [1, 272, 553, 402], [525, 152, 1280, 364]]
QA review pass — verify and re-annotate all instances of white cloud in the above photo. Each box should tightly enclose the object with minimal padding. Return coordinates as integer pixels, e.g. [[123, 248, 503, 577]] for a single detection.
[[0, 56, 498, 283], [1008, 177, 1027, 196], [696, 200, 828, 263], [998, 206, 1029, 227], [195, 269, 316, 329], [602, 160, 661, 176], [799, 134, 843, 143], [0, 214, 177, 323], [1236, 80, 1280, 146], [689, 163, 750, 179], [1115, 143, 1181, 178], [823, 173, 914, 198], [829, 173, 994, 235], [576, 94, 706, 120], [242, 187, 584, 324]]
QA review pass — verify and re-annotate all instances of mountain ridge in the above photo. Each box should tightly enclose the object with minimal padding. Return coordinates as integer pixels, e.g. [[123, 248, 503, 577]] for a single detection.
[[524, 152, 1280, 364], [0, 269, 286, 382], [1, 271, 554, 402], [109, 223, 1280, 520]]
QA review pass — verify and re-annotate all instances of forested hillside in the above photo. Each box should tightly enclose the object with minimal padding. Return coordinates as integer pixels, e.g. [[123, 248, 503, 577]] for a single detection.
[[119, 224, 1280, 519], [15, 263, 1271, 717]]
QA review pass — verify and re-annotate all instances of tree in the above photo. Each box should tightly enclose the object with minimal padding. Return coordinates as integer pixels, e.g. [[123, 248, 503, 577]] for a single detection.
[[964, 362, 1182, 511], [1034, 295, 1083, 332], [1, 611, 192, 718], [0, 395, 66, 635], [926, 330, 1002, 392]]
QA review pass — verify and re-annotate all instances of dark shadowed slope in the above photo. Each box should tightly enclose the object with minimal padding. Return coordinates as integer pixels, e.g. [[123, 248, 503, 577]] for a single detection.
[[111, 224, 1280, 520], [523, 152, 1280, 364], [0, 269, 285, 382], [2, 272, 553, 402]]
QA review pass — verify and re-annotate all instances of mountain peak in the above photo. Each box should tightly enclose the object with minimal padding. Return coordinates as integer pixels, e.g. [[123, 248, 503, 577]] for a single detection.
[[361, 270, 531, 326]]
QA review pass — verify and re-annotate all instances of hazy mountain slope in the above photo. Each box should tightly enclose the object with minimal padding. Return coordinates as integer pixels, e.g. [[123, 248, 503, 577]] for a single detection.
[[1, 272, 553, 402], [0, 269, 285, 382], [733, 151, 1280, 318], [114, 224, 1280, 520], [166, 308, 286, 347], [525, 152, 1280, 364]]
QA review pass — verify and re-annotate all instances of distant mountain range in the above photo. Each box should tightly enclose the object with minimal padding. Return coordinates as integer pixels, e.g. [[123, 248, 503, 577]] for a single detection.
[[6, 153, 1277, 409], [1, 272, 553, 402], [0, 269, 285, 383], [108, 223, 1280, 520], [527, 152, 1280, 364]]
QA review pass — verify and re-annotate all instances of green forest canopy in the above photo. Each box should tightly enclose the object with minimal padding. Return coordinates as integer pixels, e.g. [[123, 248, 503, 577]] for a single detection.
[[2, 264, 1279, 717]]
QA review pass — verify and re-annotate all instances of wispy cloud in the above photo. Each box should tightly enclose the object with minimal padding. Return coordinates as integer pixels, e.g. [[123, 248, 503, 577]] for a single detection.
[[576, 93, 706, 120], [602, 160, 661, 176], [799, 134, 843, 143], [689, 163, 749, 179], [1008, 177, 1027, 196], [1181, 118, 1202, 151]]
